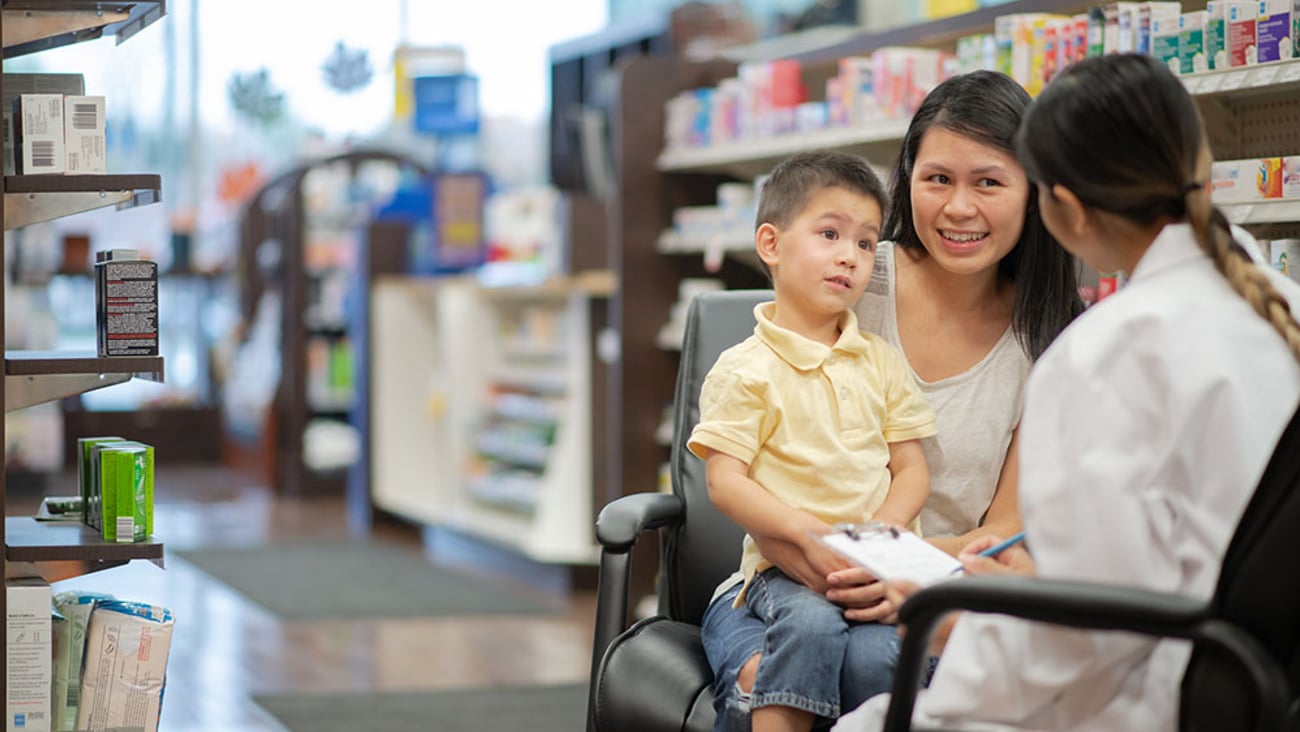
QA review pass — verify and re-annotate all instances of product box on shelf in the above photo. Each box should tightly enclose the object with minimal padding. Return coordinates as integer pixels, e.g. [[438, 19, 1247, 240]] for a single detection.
[[1180, 11, 1210, 74], [63, 95, 105, 175], [1283, 156, 1300, 198], [1138, 2, 1183, 55], [1257, 0, 1294, 63], [1153, 15, 1183, 72], [77, 436, 122, 522], [1, 74, 84, 176], [1212, 158, 1283, 201], [6, 573, 51, 732], [1227, 1, 1259, 66], [75, 601, 174, 732], [1205, 2, 1228, 70], [86, 440, 154, 543], [12, 93, 65, 175], [94, 249, 159, 357]]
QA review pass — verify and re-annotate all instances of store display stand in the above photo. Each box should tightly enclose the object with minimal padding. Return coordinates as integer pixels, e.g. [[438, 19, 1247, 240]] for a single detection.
[[1, 0, 169, 704]]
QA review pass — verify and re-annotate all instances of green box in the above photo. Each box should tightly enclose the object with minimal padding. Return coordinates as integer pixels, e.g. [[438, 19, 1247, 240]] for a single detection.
[[89, 441, 153, 543], [77, 436, 122, 522]]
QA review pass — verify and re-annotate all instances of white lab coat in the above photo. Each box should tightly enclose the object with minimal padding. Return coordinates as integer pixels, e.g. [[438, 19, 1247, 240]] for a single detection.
[[835, 223, 1300, 732]]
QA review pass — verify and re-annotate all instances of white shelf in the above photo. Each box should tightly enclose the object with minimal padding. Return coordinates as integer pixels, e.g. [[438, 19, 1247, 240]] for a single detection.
[[656, 118, 912, 177], [1183, 58, 1300, 96], [1218, 198, 1300, 225]]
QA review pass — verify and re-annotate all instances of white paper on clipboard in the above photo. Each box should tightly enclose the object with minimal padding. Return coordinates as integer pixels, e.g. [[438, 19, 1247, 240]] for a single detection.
[[820, 524, 962, 587]]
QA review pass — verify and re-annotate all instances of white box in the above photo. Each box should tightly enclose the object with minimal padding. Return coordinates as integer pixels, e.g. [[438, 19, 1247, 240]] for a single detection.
[[1271, 239, 1300, 282], [6, 577, 52, 732], [13, 94, 64, 175], [1227, 1, 1259, 66], [1212, 159, 1267, 202], [75, 601, 173, 732], [62, 96, 105, 175], [1283, 156, 1300, 198]]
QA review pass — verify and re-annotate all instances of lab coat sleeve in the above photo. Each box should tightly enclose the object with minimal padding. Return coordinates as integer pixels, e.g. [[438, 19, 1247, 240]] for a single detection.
[[906, 320, 1184, 729]]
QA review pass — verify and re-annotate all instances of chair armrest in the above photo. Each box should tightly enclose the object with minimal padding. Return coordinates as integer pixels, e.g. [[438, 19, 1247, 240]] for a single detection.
[[595, 492, 684, 553], [883, 577, 1211, 732]]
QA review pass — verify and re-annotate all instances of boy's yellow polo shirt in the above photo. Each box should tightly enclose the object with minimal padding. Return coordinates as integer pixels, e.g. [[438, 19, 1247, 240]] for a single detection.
[[688, 302, 937, 602]]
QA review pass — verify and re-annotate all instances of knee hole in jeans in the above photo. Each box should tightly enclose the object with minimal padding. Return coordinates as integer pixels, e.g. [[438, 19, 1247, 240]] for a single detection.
[[737, 652, 762, 693]]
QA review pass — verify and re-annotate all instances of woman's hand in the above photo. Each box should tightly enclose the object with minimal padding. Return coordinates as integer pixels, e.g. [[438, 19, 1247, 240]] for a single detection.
[[957, 535, 1036, 577], [751, 534, 850, 594]]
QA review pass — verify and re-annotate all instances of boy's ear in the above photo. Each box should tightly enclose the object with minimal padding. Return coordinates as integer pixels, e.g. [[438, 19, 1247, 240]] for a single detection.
[[1050, 184, 1090, 237], [756, 222, 780, 268]]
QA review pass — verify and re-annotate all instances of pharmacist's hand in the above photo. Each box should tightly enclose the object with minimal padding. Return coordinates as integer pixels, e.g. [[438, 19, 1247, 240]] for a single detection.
[[957, 535, 1036, 577]]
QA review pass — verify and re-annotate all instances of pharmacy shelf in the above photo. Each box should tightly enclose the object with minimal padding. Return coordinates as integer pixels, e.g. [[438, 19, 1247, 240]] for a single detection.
[[5, 351, 164, 412], [1219, 198, 1300, 226], [4, 173, 162, 229], [657, 118, 911, 177], [1183, 58, 1300, 97], [2, 0, 164, 58], [5, 517, 162, 565]]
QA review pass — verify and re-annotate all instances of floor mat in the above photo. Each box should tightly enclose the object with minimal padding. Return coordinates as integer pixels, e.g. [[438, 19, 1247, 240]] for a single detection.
[[254, 683, 587, 732], [174, 540, 560, 620]]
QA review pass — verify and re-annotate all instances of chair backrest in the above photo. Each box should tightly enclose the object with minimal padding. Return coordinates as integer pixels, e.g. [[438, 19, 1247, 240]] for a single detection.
[[1182, 404, 1300, 731], [659, 289, 771, 626]]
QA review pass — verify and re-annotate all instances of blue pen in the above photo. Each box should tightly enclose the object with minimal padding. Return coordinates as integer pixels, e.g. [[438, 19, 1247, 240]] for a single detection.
[[951, 532, 1027, 575], [977, 531, 1027, 558]]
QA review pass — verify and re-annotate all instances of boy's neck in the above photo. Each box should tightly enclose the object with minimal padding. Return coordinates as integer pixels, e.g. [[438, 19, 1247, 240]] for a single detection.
[[769, 301, 845, 347]]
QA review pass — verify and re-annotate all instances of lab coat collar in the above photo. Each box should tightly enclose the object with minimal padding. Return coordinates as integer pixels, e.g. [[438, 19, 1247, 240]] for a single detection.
[[752, 302, 872, 371], [1129, 223, 1210, 284]]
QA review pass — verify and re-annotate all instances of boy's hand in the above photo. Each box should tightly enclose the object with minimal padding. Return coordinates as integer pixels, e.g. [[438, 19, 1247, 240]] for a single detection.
[[752, 534, 850, 593], [826, 567, 896, 622]]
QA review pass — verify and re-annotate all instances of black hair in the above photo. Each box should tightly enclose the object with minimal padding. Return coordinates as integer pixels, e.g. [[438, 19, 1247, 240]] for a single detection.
[[884, 70, 1083, 360], [1018, 53, 1300, 360]]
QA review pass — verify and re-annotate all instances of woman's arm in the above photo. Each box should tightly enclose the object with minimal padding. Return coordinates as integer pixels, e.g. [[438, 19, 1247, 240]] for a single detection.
[[928, 430, 1024, 557]]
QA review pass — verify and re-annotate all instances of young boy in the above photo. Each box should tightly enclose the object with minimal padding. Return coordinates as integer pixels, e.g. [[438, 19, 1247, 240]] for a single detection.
[[688, 150, 936, 732]]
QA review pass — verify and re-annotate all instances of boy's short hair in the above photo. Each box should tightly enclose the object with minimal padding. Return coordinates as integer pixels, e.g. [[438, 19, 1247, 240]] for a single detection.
[[752, 150, 887, 280], [756, 150, 887, 230]]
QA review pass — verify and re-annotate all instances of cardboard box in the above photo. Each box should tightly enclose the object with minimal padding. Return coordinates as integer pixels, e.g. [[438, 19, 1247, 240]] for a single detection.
[[1283, 156, 1300, 198], [62, 95, 105, 175], [75, 602, 173, 732], [1257, 0, 1294, 62], [1212, 158, 1282, 201], [6, 576, 52, 732], [77, 437, 122, 523], [1227, 1, 1259, 66], [87, 441, 153, 543], [1206, 2, 1229, 69], [94, 249, 159, 357], [1, 74, 83, 176], [12, 94, 64, 175], [1180, 11, 1209, 74]]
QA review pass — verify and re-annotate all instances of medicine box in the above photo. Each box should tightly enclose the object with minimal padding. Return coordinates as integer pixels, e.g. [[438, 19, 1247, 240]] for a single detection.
[[95, 249, 159, 357], [77, 436, 122, 522], [87, 441, 154, 543], [1283, 156, 1300, 198], [1, 74, 83, 177], [1227, 2, 1259, 66], [1206, 2, 1229, 69], [12, 94, 64, 174], [1139, 2, 1183, 55], [1212, 158, 1283, 201], [6, 576, 51, 732], [1181, 11, 1210, 73], [1153, 15, 1183, 72], [1257, 0, 1294, 62], [1271, 239, 1300, 282], [63, 95, 105, 175], [75, 601, 173, 732]]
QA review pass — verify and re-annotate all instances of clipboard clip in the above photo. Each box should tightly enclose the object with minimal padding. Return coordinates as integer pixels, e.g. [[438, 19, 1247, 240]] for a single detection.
[[830, 521, 900, 541]]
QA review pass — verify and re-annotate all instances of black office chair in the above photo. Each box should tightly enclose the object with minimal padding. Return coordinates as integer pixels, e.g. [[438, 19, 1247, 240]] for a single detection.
[[587, 289, 771, 732], [881, 403, 1300, 732]]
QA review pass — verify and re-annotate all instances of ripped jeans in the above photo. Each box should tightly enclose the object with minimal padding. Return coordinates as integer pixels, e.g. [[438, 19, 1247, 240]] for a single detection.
[[701, 569, 902, 731]]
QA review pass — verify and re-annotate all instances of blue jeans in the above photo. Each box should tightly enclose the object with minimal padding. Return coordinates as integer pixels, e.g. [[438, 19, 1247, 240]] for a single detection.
[[701, 570, 902, 731]]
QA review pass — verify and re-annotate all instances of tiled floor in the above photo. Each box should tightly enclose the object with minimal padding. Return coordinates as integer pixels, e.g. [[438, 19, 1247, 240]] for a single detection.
[[11, 464, 597, 732]]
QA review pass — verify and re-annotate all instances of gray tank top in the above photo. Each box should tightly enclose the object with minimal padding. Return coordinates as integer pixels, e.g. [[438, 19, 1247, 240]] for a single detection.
[[854, 242, 1031, 538]]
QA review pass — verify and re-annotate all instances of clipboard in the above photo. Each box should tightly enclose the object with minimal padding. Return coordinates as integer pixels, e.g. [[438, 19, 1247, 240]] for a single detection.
[[819, 522, 962, 587]]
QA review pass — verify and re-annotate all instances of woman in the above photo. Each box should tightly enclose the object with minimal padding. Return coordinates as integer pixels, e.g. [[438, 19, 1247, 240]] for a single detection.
[[701, 70, 1083, 730], [835, 53, 1300, 732]]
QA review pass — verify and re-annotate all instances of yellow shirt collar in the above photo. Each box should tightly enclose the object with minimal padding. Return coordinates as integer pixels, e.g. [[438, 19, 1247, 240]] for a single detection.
[[752, 301, 873, 371]]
